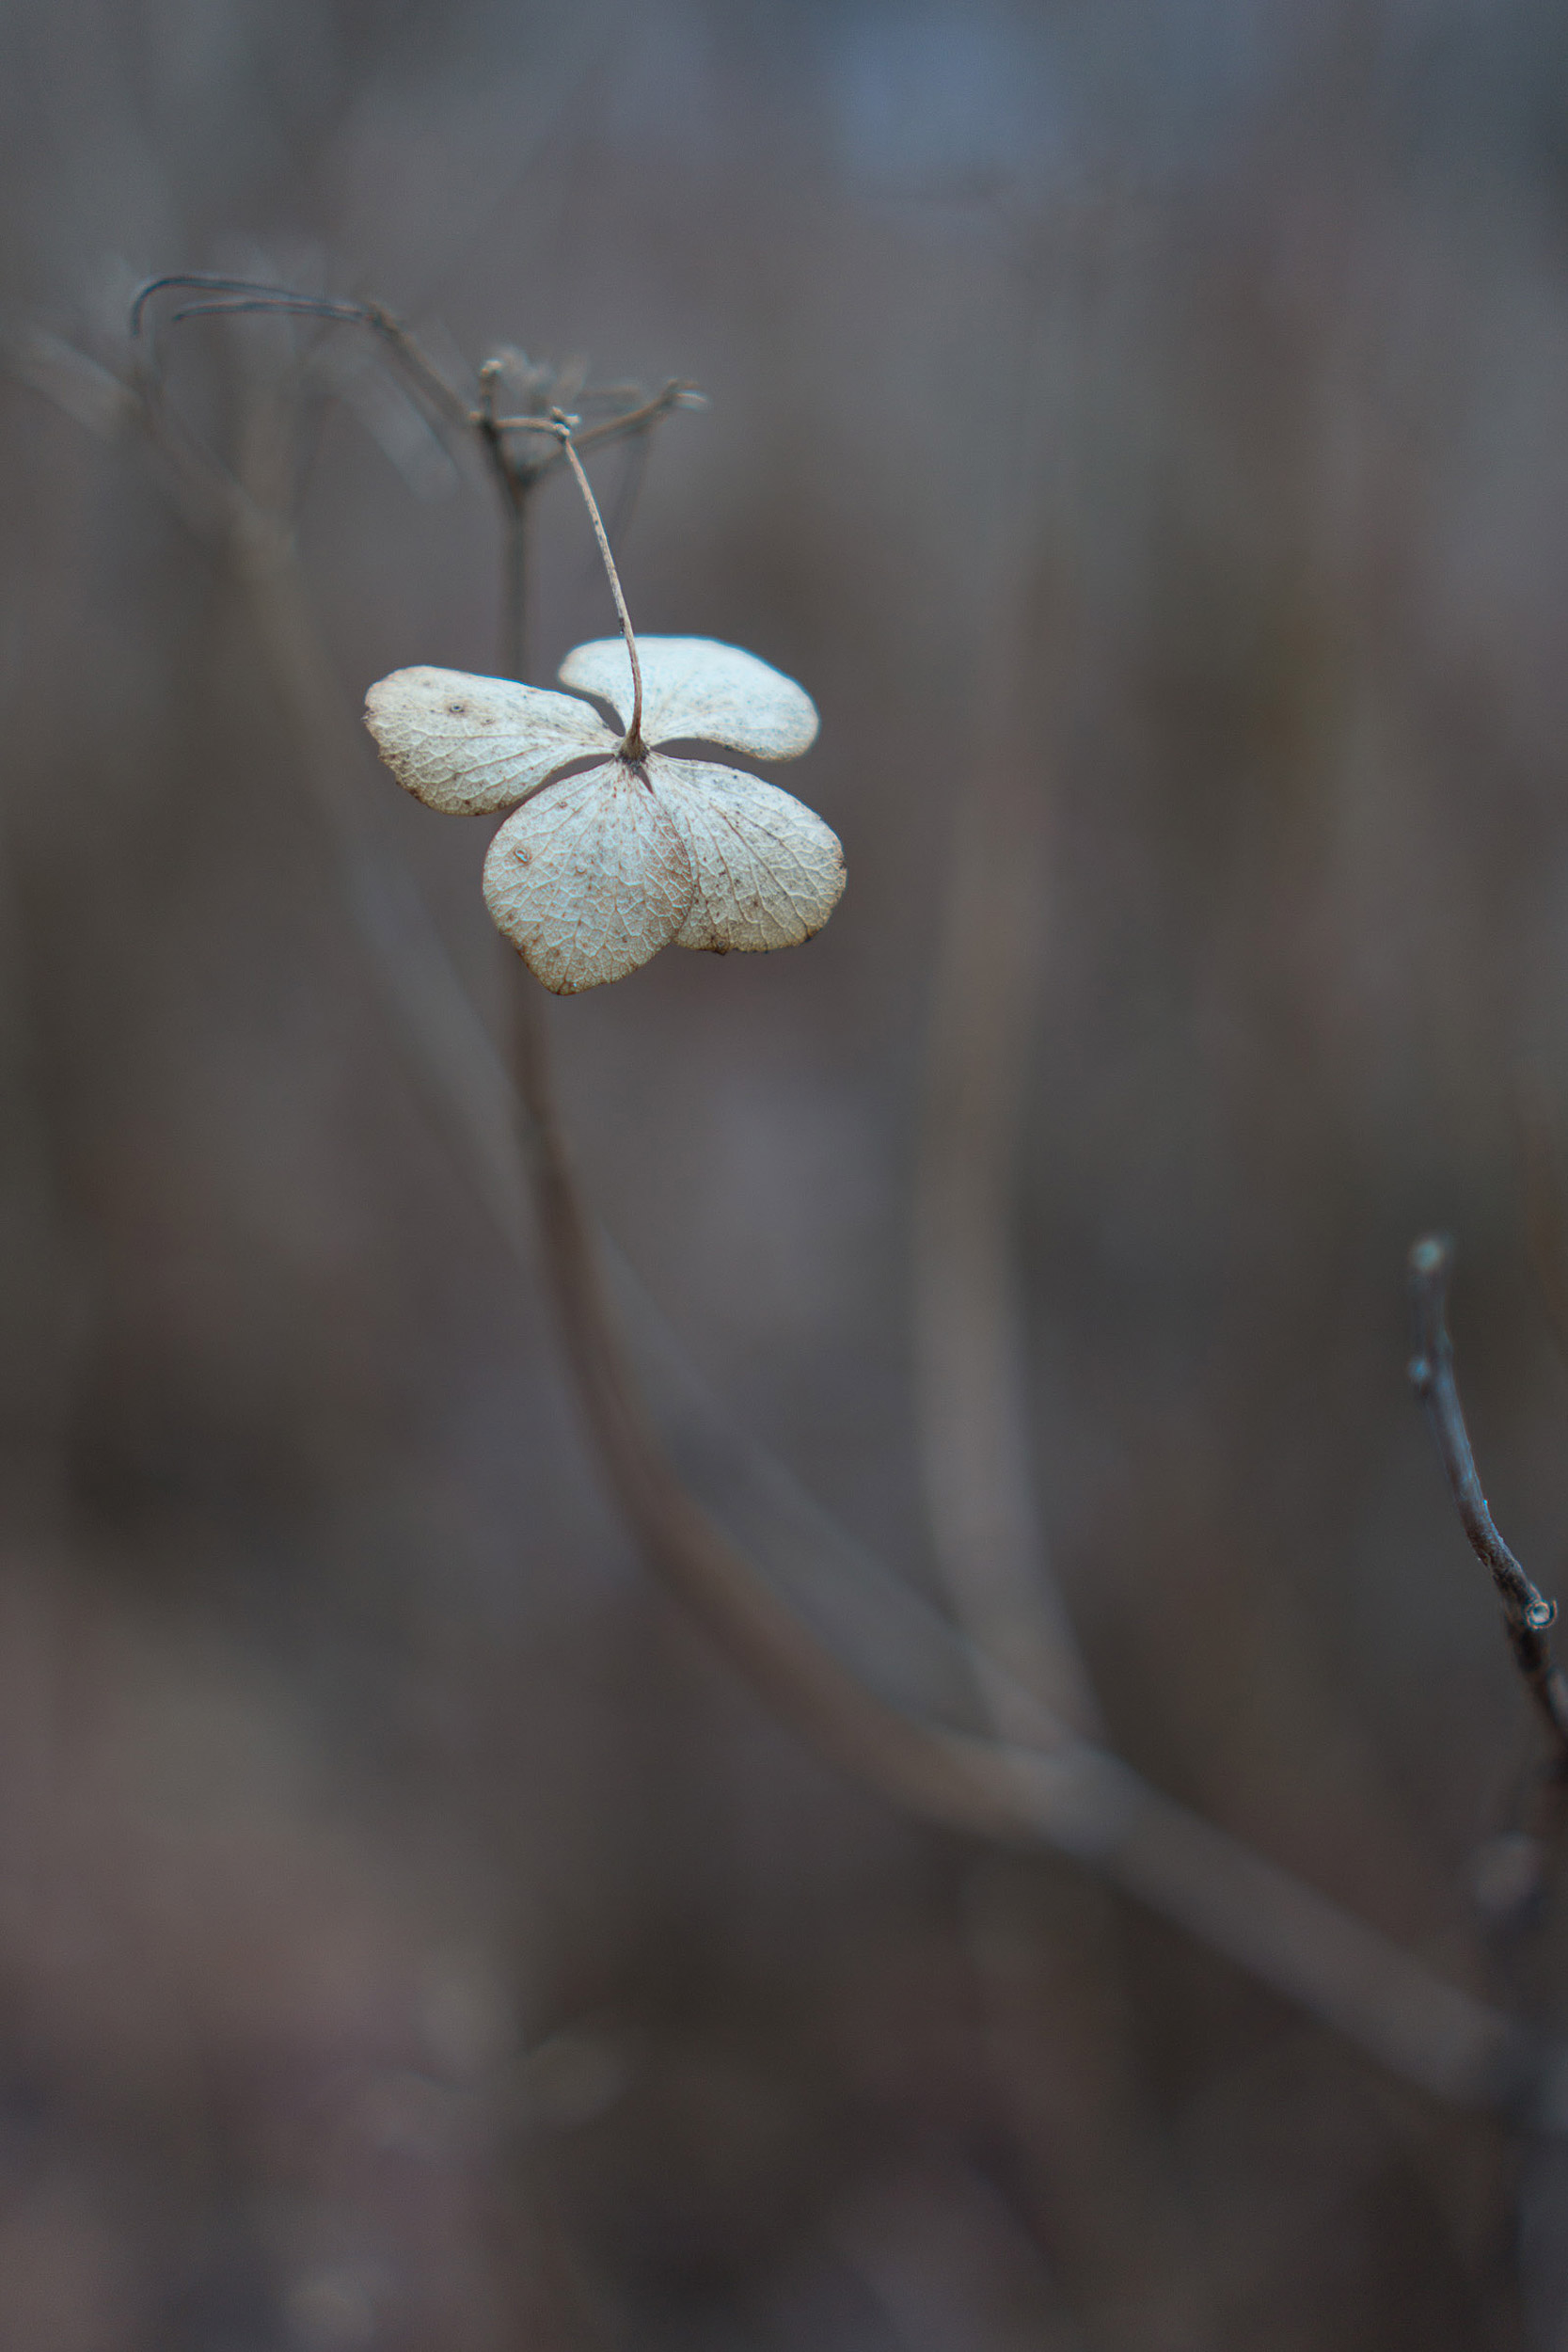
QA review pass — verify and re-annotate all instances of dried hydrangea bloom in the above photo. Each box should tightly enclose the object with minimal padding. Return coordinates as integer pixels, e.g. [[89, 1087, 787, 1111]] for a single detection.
[[365, 637, 845, 994]]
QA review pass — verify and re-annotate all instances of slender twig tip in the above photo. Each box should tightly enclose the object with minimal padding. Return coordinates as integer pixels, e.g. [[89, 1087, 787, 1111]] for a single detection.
[[1408, 1227, 1568, 1769]]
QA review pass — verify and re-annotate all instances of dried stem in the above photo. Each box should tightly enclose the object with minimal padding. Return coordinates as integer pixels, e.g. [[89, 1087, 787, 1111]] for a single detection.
[[12, 294, 1559, 2137], [472, 375, 664, 732], [914, 580, 1198, 2334], [512, 987, 1544, 2122], [914, 669, 1099, 1746], [528, 379, 698, 463], [1408, 1235, 1568, 1761], [135, 279, 691, 692], [547, 412, 645, 756], [133, 275, 477, 441]]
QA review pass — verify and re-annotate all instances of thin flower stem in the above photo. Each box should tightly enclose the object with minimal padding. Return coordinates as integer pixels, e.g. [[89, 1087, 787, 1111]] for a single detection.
[[547, 410, 645, 757], [475, 389, 645, 736]]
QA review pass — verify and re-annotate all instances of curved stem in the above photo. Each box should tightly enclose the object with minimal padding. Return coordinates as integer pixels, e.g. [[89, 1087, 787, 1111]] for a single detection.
[[511, 980, 1540, 2124], [548, 413, 645, 757], [27, 300, 1550, 2143], [1409, 1235, 1568, 1961]]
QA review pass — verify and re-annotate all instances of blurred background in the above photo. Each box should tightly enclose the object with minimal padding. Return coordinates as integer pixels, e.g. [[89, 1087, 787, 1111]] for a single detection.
[[6, 0, 1568, 2344]]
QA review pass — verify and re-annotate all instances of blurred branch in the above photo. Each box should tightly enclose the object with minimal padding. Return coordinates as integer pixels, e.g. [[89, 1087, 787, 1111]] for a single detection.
[[913, 673, 1099, 1746], [7, 299, 543, 1258], [1408, 1235, 1568, 1761], [913, 571, 1204, 2334], [8, 294, 1559, 2139], [912, 239, 1099, 1754], [130, 274, 477, 441], [516, 992, 1538, 2121], [906, 249, 1204, 2348]]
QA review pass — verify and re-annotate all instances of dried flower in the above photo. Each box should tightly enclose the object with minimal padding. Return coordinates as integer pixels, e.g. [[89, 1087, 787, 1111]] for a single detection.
[[364, 406, 843, 995], [365, 638, 845, 993]]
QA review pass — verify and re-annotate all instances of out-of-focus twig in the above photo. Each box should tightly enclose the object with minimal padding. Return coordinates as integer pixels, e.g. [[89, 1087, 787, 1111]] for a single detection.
[[1409, 1232, 1568, 1968], [130, 277, 698, 685], [911, 253, 1202, 2341], [1408, 1235, 1568, 1762], [914, 715, 1100, 1745], [914, 606, 1197, 2343], [10, 296, 1558, 2137], [515, 993, 1538, 2120], [911, 237, 1104, 1755]]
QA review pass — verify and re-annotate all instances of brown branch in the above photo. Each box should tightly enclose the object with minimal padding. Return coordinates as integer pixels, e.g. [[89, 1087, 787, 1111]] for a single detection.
[[514, 990, 1540, 2122], [488, 379, 702, 465], [15, 305, 1559, 2135], [131, 276, 478, 443], [911, 258, 1208, 2343], [913, 665, 1098, 1746], [1408, 1235, 1568, 1763]]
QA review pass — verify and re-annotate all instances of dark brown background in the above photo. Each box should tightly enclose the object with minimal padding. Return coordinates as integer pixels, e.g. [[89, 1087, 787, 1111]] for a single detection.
[[4, 2, 1568, 2344]]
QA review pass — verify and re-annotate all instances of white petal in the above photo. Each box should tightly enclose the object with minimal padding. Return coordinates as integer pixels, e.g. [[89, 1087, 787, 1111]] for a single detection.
[[559, 638, 819, 760], [646, 755, 846, 955], [365, 666, 617, 815], [482, 760, 695, 994]]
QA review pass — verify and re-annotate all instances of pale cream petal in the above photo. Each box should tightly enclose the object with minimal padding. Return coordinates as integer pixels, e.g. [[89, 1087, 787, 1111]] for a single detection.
[[482, 761, 695, 994], [645, 755, 846, 955], [365, 666, 617, 815], [558, 638, 819, 761]]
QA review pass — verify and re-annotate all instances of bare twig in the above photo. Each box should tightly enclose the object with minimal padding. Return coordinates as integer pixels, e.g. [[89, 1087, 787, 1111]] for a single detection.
[[490, 378, 701, 465], [513, 994, 1542, 2119], [912, 246, 1099, 1755], [1408, 1235, 1568, 1762], [132, 274, 477, 442], [131, 273, 697, 691], [912, 278, 1192, 2330], [477, 366, 697, 684], [914, 674, 1098, 1746], [10, 297, 1555, 2134]]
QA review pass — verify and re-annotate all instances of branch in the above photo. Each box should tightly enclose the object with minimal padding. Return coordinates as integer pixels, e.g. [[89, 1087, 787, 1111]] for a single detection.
[[16, 307, 1557, 2136], [130, 275, 478, 443], [514, 996, 1540, 2123], [1408, 1235, 1568, 1763], [913, 650, 1098, 1746]]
